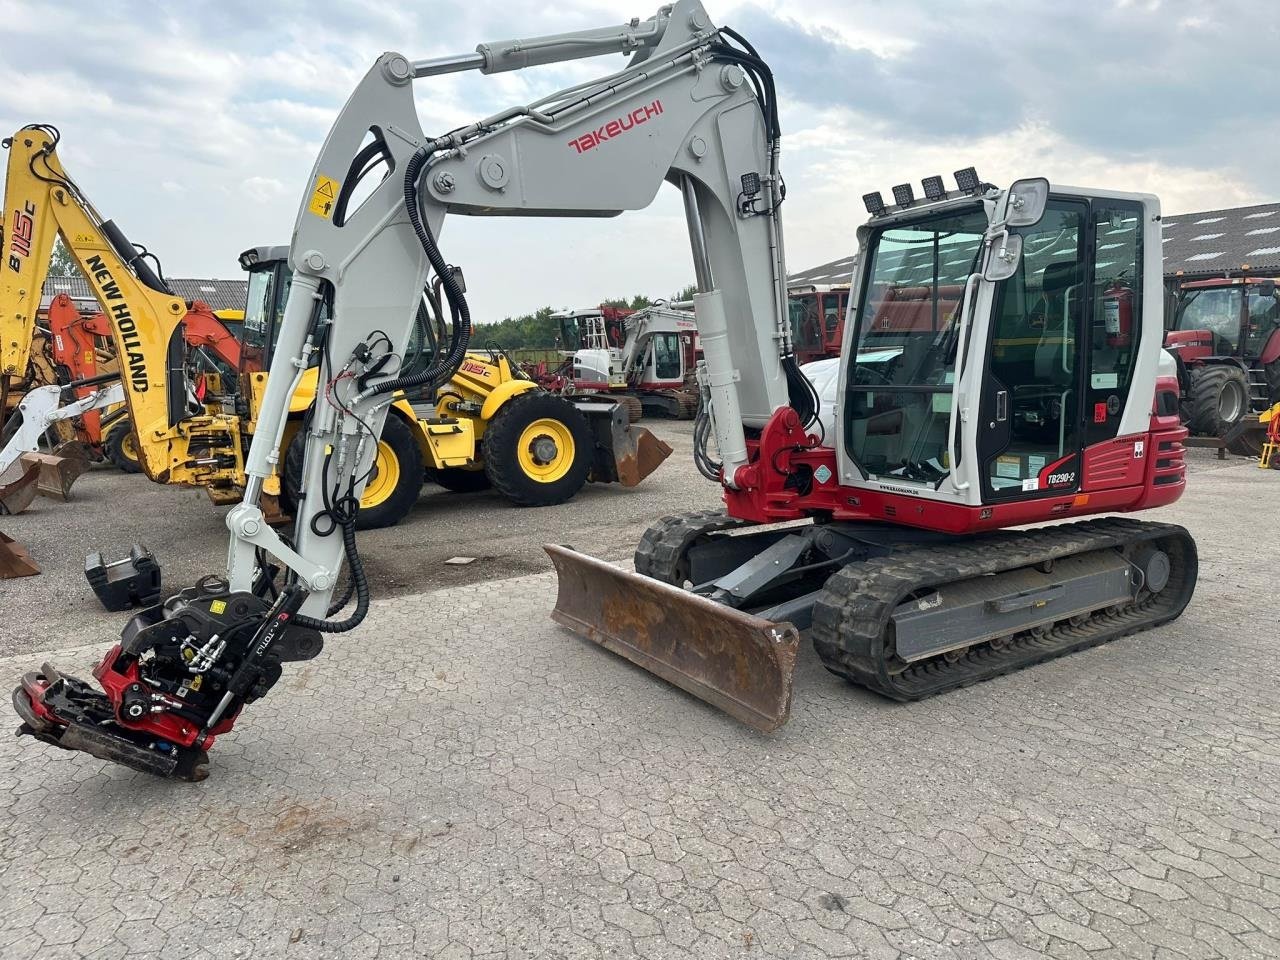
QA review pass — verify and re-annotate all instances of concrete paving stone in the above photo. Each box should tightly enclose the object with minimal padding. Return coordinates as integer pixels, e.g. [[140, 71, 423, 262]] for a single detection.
[[0, 446, 1277, 958]]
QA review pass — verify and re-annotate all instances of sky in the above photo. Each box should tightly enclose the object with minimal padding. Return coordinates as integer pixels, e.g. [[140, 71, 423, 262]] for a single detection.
[[2, 0, 1278, 322]]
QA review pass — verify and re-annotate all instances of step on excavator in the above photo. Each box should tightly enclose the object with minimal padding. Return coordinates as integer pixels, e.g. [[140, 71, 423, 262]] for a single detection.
[[13, 1, 1196, 781]]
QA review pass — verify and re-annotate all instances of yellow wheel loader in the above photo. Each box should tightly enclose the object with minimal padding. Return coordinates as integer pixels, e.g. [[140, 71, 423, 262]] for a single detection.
[[238, 247, 671, 527]]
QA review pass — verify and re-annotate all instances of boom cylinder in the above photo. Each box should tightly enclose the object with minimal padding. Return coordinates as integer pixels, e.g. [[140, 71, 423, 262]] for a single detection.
[[693, 288, 749, 481]]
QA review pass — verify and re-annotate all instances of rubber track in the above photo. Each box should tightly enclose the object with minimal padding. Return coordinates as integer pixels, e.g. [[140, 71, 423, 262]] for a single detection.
[[634, 510, 755, 584], [810, 517, 1197, 701]]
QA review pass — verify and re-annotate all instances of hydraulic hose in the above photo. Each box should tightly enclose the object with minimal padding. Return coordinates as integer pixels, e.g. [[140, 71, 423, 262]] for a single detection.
[[361, 147, 472, 399]]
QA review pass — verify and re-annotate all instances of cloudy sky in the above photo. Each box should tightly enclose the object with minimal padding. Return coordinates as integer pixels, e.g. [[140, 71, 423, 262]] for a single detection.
[[3, 0, 1277, 320]]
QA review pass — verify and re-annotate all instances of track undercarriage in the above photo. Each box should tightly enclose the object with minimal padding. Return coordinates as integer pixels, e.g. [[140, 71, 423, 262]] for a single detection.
[[548, 510, 1197, 728]]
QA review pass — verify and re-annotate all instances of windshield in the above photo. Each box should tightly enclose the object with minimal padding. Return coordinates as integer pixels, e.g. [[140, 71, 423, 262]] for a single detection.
[[558, 316, 581, 352], [1246, 285, 1280, 356], [1175, 287, 1242, 352], [788, 294, 821, 352], [843, 204, 988, 484], [240, 268, 275, 372]]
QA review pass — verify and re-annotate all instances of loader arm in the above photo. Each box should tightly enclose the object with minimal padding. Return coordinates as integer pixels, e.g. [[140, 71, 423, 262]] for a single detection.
[[0, 126, 197, 479]]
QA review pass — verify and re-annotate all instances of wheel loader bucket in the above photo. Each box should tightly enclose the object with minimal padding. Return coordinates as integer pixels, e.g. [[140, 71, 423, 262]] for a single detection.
[[0, 460, 40, 516], [0, 531, 38, 578], [25, 451, 88, 501], [544, 544, 799, 732], [575, 400, 672, 487]]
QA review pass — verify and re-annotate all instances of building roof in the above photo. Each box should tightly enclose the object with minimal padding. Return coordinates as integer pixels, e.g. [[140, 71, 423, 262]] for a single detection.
[[788, 256, 856, 287], [41, 275, 248, 313], [788, 199, 1280, 291], [1160, 201, 1280, 279]]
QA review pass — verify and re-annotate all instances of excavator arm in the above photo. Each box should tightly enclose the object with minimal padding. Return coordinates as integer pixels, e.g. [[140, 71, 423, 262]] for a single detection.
[[13, 0, 808, 779]]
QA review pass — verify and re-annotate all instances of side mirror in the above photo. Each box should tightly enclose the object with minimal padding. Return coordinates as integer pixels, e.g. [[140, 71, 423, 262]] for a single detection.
[[1258, 279, 1277, 298], [1005, 177, 1050, 228], [984, 233, 1024, 282]]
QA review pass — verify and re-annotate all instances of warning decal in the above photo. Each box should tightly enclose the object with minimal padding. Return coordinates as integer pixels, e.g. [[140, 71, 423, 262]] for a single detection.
[[308, 175, 340, 219]]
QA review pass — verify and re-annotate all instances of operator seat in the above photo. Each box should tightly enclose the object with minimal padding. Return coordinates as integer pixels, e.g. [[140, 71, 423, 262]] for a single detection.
[[1035, 260, 1079, 382]]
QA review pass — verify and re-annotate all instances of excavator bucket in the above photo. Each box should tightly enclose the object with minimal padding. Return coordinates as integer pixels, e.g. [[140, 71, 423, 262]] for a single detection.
[[0, 460, 40, 515], [24, 451, 89, 502], [0, 531, 38, 578], [544, 544, 799, 732], [576, 400, 673, 487]]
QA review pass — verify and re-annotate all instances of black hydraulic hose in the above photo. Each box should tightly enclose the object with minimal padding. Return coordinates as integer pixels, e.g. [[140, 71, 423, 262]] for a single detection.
[[363, 147, 471, 398], [294, 495, 369, 633]]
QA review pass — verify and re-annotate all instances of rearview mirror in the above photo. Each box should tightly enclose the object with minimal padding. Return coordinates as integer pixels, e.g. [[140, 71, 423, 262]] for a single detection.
[[1005, 177, 1050, 228], [984, 233, 1024, 282], [1258, 279, 1277, 298]]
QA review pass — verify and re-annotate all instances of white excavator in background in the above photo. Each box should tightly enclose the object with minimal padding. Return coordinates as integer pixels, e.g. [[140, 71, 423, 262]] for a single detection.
[[15, 0, 1196, 780], [550, 301, 699, 418]]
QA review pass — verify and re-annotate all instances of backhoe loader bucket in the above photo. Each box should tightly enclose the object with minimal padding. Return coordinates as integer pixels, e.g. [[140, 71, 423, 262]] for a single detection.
[[27, 450, 89, 501], [0, 460, 40, 515], [575, 401, 672, 487], [544, 544, 799, 732], [0, 532, 38, 578]]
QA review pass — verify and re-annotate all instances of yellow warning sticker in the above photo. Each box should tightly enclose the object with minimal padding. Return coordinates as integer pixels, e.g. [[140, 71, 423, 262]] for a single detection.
[[308, 174, 339, 219], [210, 599, 227, 614]]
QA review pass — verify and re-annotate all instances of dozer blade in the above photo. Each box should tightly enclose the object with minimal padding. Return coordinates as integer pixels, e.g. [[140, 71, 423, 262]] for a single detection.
[[0, 531, 38, 578], [577, 400, 673, 487], [0, 460, 40, 516], [25, 451, 88, 501], [544, 544, 799, 732]]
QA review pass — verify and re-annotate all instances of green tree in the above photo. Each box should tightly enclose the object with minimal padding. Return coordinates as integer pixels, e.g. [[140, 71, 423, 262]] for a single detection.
[[670, 283, 698, 303], [48, 237, 82, 278]]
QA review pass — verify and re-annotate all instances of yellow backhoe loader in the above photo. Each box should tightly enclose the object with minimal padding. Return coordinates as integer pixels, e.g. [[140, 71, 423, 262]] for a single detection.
[[0, 125, 669, 573]]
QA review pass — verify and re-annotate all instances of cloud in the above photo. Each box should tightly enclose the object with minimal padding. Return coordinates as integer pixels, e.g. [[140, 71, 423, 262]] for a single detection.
[[0, 0, 1275, 317]]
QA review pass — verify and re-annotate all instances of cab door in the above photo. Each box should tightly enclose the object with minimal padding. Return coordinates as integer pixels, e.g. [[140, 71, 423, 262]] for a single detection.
[[976, 197, 1148, 501], [976, 200, 1088, 500]]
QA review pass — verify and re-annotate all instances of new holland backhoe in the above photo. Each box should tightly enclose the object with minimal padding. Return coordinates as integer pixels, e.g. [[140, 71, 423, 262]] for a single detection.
[[13, 1, 1196, 781], [0, 126, 668, 543]]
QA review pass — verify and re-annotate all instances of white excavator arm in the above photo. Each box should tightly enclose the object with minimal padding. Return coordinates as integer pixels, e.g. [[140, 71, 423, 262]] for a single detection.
[[230, 0, 806, 618]]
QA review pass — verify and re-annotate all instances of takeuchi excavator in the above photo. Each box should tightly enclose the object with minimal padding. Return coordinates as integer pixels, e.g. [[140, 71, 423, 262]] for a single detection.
[[14, 0, 1196, 781]]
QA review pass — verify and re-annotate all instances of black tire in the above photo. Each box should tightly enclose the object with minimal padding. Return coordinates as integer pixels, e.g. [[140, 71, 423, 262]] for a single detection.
[[431, 466, 491, 493], [1186, 365, 1249, 436], [482, 391, 593, 507], [105, 420, 143, 474], [1266, 359, 1280, 406], [283, 413, 423, 530]]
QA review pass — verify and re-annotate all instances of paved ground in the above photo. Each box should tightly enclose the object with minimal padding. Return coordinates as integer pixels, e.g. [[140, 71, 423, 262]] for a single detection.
[[1, 444, 1277, 959], [0, 421, 718, 658]]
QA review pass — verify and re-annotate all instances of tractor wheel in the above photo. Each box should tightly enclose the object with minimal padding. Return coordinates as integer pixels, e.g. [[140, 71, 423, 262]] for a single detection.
[[283, 413, 423, 529], [1267, 359, 1280, 405], [483, 391, 592, 507], [105, 420, 143, 474], [1187, 365, 1249, 436], [431, 466, 492, 493]]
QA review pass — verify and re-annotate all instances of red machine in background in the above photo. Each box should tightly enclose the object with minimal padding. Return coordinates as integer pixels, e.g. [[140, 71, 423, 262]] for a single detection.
[[1164, 275, 1280, 453], [41, 293, 242, 471]]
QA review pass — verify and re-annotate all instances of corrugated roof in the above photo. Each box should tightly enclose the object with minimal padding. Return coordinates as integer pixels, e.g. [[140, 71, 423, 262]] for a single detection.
[[41, 275, 247, 313], [789, 200, 1280, 290], [1161, 201, 1280, 279]]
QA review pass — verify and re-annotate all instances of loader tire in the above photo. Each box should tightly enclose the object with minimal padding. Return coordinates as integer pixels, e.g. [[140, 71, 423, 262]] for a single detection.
[[105, 420, 143, 474], [1186, 364, 1249, 436], [283, 413, 422, 530], [483, 392, 592, 507], [431, 466, 491, 493]]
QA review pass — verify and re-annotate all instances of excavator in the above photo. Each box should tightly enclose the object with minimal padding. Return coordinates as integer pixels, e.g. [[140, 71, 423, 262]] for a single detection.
[[1, 292, 242, 489], [0, 126, 668, 544], [550, 301, 699, 418], [13, 0, 1197, 781]]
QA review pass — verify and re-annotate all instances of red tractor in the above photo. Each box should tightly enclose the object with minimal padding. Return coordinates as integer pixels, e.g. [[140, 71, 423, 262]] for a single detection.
[[786, 283, 848, 364], [1164, 276, 1280, 453]]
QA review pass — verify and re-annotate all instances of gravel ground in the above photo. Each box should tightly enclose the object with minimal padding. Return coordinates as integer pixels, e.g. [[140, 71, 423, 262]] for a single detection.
[[0, 420, 717, 658]]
